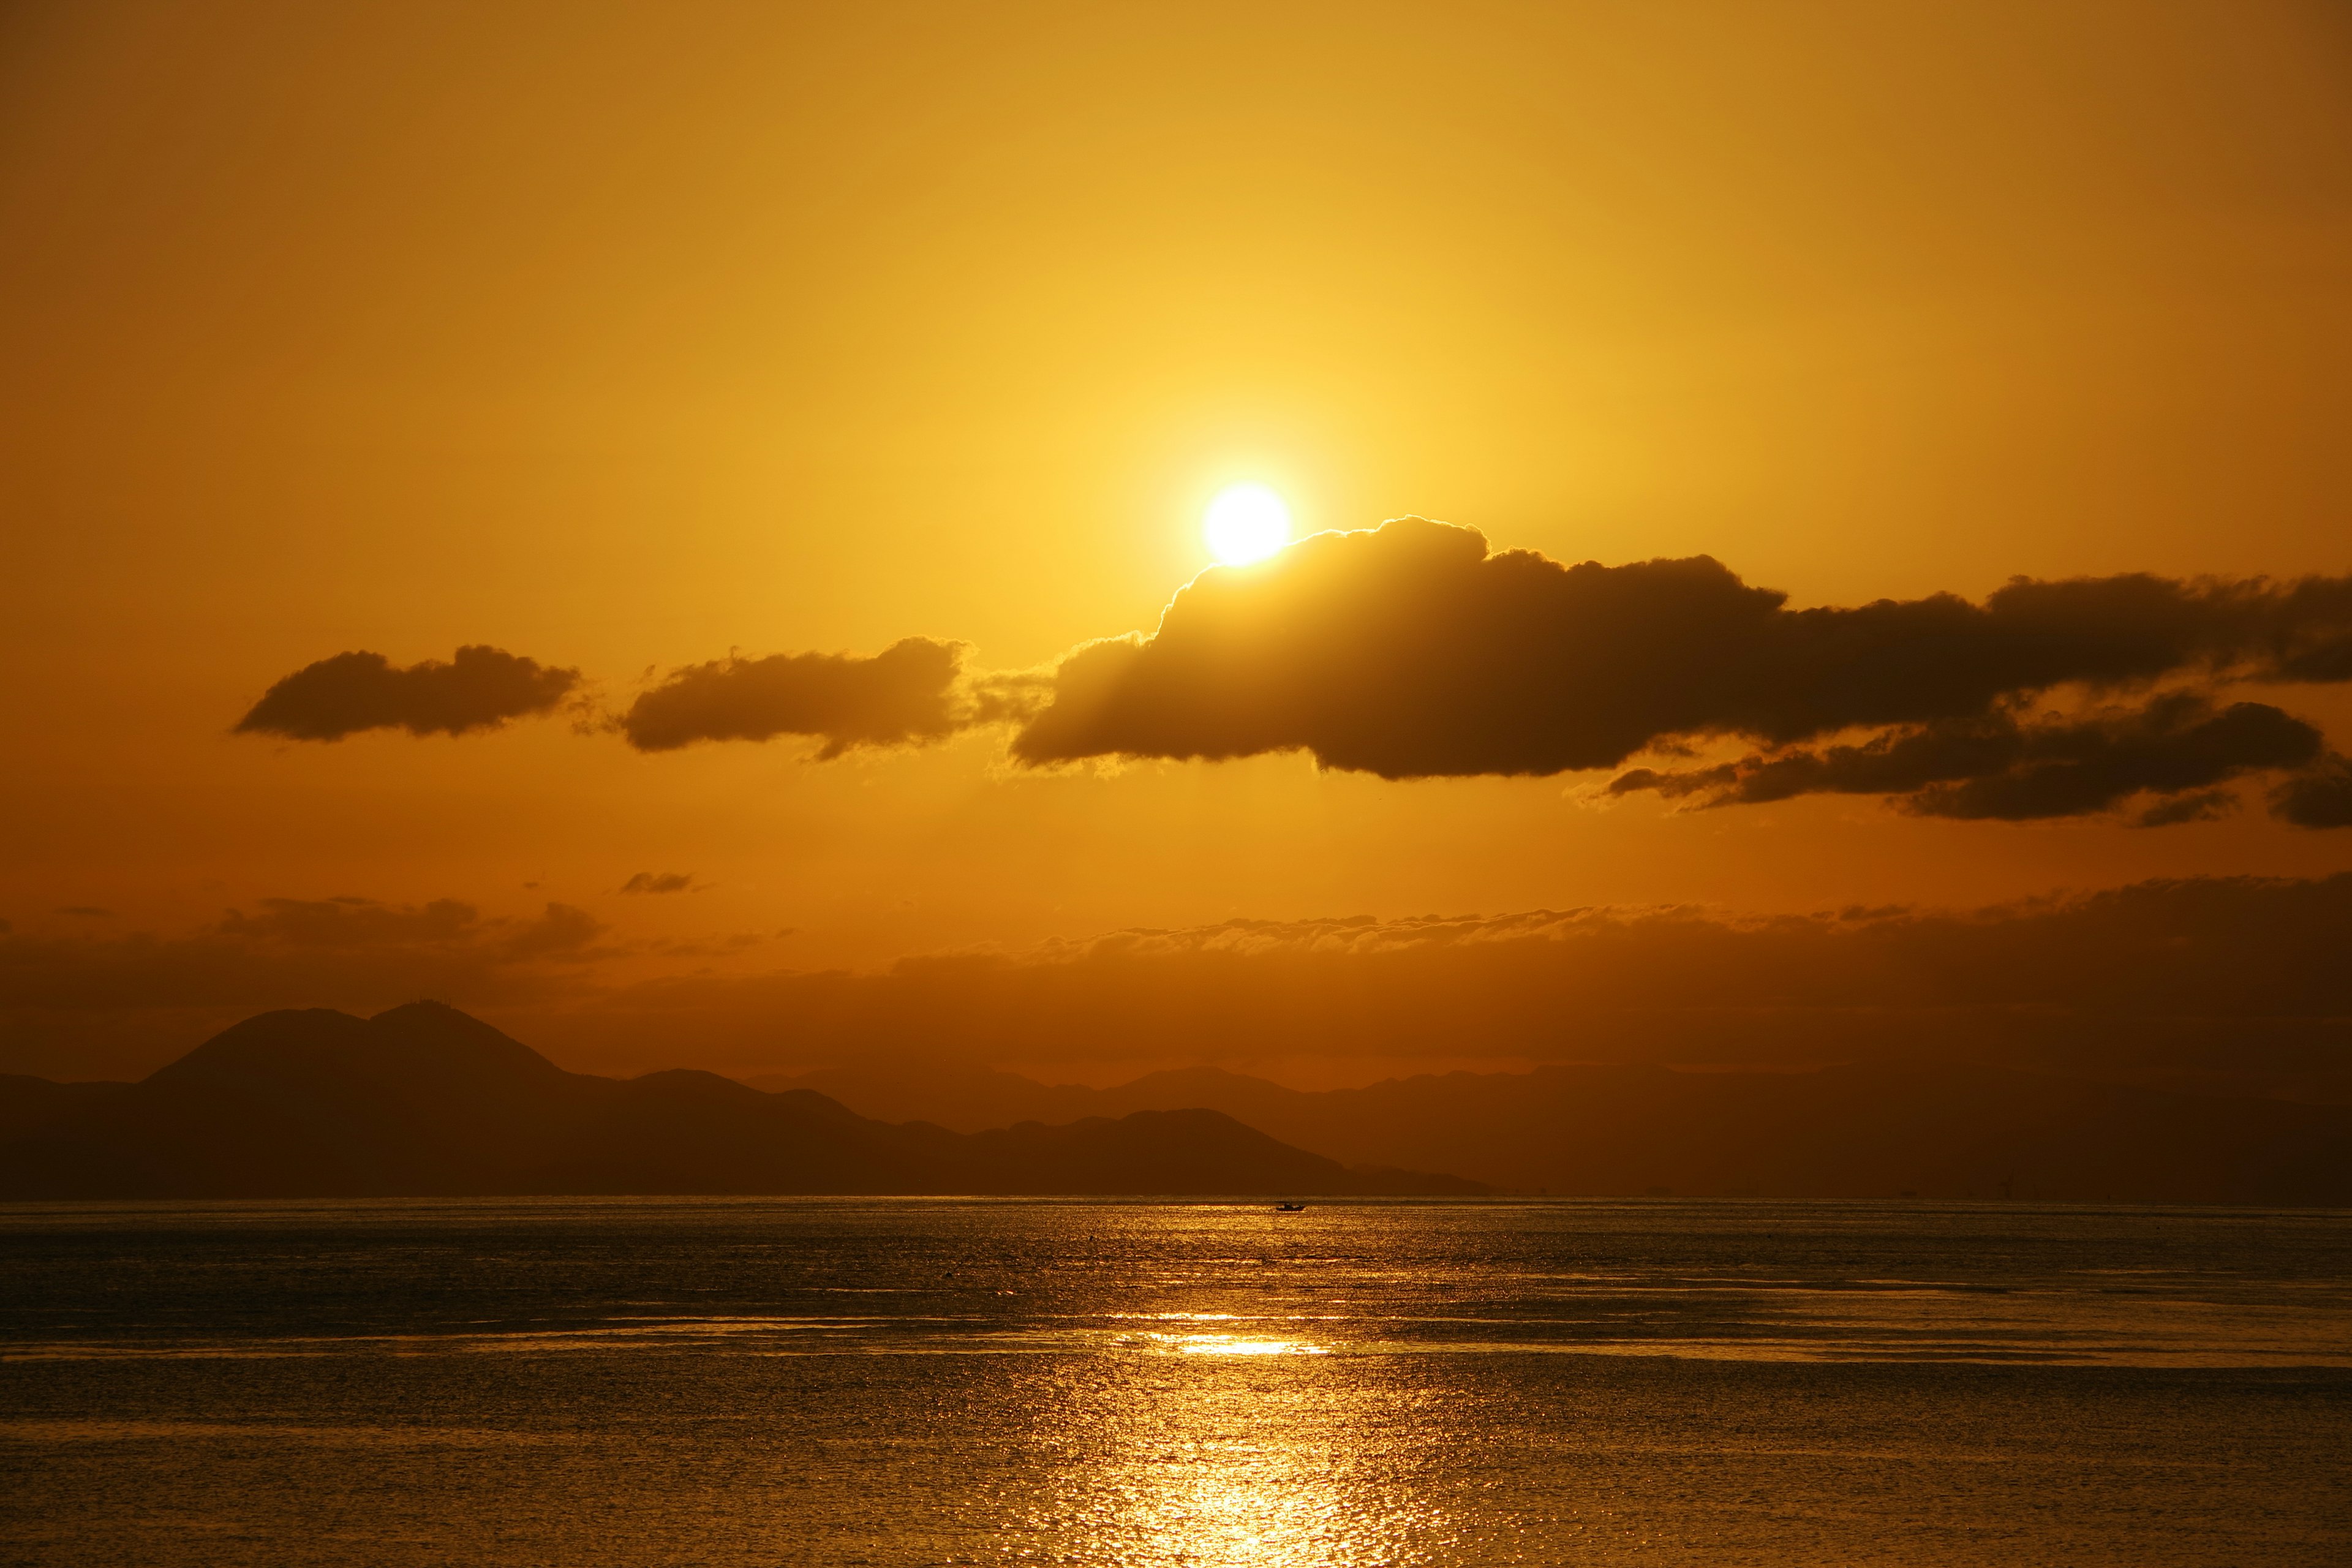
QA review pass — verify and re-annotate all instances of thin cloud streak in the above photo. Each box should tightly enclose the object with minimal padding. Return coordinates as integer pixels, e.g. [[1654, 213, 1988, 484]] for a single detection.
[[1605, 693, 2323, 823]]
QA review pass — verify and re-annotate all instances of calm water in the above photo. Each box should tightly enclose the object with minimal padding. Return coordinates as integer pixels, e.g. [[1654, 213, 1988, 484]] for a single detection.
[[2, 1198, 2347, 1566]]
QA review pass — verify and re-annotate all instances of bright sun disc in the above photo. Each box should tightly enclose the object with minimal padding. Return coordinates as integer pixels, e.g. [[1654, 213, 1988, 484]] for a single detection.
[[1203, 483, 1291, 565]]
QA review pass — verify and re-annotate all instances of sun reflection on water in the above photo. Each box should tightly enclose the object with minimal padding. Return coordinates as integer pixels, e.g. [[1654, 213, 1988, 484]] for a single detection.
[[1037, 1312, 1454, 1564], [1166, 1333, 1329, 1357]]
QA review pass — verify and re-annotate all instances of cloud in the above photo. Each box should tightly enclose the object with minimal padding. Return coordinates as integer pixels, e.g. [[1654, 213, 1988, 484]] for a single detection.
[[2271, 754, 2352, 828], [1008, 518, 2352, 782], [497, 902, 606, 960], [2133, 789, 2237, 829], [217, 895, 481, 948], [225, 524, 2350, 830], [0, 896, 609, 1076], [1605, 693, 2321, 823], [619, 872, 696, 895], [617, 638, 977, 756], [211, 896, 606, 962], [236, 646, 582, 741], [11, 876, 2352, 1102], [508, 874, 2352, 1101]]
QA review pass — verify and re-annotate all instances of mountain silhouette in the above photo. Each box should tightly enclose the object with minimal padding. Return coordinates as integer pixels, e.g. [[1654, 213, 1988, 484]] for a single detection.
[[0, 1003, 1482, 1200], [755, 1058, 2352, 1205]]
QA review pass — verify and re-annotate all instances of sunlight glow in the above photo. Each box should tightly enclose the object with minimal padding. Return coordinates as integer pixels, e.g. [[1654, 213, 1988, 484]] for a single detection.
[[1203, 484, 1292, 565], [1168, 1333, 1327, 1356]]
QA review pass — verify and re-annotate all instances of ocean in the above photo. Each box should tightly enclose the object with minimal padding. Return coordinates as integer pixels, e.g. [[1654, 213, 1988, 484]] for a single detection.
[[2, 1198, 2346, 1566]]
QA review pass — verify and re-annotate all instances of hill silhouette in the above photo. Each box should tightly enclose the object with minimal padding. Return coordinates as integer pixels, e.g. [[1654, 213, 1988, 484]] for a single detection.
[[0, 1004, 1480, 1200], [756, 1058, 2352, 1205]]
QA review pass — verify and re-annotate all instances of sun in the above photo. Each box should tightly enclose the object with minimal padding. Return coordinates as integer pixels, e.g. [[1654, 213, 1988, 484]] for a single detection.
[[1202, 483, 1292, 565]]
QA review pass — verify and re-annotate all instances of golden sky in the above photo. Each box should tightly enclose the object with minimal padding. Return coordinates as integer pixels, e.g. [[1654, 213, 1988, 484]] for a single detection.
[[6, 1, 2352, 1077]]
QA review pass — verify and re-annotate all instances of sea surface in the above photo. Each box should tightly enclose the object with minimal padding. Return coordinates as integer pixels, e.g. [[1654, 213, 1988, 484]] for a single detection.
[[2, 1198, 2348, 1566]]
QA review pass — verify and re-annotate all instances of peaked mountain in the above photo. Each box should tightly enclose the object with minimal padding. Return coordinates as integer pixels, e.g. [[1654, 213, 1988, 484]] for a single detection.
[[0, 1004, 1481, 1200], [756, 1058, 2352, 1205]]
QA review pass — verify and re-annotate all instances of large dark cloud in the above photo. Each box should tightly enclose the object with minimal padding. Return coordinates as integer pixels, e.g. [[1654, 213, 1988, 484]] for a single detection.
[[236, 646, 581, 741], [1008, 518, 2352, 794], [618, 638, 973, 756], [1606, 693, 2323, 823]]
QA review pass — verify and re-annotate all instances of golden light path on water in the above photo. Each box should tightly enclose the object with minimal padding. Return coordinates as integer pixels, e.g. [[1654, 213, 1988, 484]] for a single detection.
[[1039, 1341, 1457, 1567], [1170, 1334, 1326, 1356], [9, 1200, 2351, 1566]]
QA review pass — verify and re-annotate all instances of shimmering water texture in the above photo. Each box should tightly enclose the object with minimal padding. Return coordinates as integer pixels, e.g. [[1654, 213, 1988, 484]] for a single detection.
[[3, 1199, 2347, 1566]]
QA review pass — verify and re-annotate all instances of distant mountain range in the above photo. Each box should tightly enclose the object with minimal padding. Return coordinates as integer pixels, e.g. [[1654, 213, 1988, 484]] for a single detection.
[[756, 1057, 2352, 1206], [8, 1001, 2346, 1204], [0, 1004, 1479, 1200]]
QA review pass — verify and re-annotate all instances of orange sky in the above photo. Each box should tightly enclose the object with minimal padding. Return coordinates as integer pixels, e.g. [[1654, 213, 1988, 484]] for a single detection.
[[6, 1, 2352, 1077]]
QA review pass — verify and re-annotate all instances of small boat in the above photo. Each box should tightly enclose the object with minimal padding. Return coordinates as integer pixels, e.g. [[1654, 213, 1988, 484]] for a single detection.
[[1274, 1202, 1306, 1213]]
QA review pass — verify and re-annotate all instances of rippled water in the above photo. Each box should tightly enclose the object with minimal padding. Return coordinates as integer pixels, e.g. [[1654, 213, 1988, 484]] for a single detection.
[[3, 1198, 2348, 1565]]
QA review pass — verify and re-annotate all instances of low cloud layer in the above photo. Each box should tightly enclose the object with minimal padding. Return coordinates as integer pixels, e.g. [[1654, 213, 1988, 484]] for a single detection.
[[617, 638, 974, 756], [466, 873, 2352, 1099], [0, 897, 606, 1078], [1008, 518, 2352, 823], [9, 876, 2351, 1101], [236, 646, 581, 741]]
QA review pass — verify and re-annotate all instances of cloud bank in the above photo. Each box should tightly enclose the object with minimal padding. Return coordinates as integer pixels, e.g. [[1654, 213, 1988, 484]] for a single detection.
[[543, 873, 2352, 1103], [228, 521, 2352, 826], [236, 646, 582, 741], [8, 876, 2351, 1098], [0, 896, 608, 1078]]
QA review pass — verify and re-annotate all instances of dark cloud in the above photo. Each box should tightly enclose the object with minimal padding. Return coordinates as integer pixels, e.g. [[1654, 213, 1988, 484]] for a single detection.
[[2271, 754, 2352, 829], [2134, 790, 2237, 829], [619, 873, 696, 895], [236, 646, 582, 741], [1009, 518, 2352, 779], [1606, 693, 2321, 823], [618, 638, 972, 756], [230, 525, 2350, 823]]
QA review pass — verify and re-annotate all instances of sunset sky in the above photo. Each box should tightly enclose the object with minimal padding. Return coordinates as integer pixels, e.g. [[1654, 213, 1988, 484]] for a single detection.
[[6, 0, 2352, 1082]]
